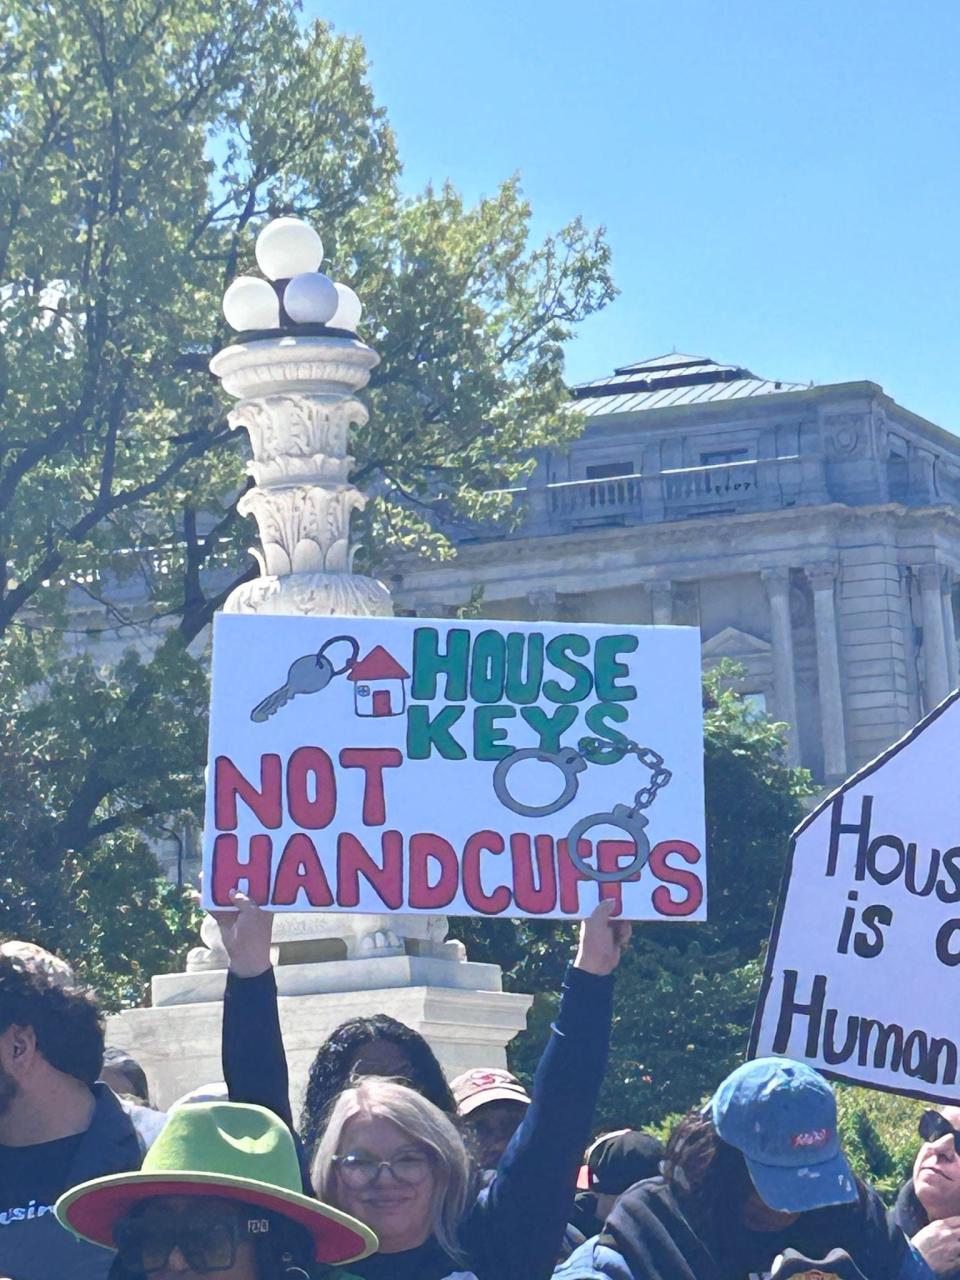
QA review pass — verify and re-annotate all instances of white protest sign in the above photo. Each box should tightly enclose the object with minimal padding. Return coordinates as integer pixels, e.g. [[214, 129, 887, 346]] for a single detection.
[[201, 614, 706, 921], [751, 691, 960, 1102]]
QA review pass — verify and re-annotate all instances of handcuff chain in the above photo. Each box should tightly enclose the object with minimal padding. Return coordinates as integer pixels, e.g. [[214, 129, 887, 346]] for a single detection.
[[576, 736, 673, 814]]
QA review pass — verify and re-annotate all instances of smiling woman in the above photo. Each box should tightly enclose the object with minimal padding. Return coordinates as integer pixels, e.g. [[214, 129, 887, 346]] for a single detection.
[[315, 1082, 470, 1266]]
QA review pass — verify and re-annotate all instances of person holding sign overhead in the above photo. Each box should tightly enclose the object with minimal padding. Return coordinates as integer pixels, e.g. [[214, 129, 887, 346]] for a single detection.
[[215, 892, 629, 1280]]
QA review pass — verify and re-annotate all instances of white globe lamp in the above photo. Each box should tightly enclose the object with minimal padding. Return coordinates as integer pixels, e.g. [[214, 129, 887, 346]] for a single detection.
[[222, 276, 281, 331], [283, 272, 339, 325], [255, 217, 324, 281], [330, 283, 363, 332]]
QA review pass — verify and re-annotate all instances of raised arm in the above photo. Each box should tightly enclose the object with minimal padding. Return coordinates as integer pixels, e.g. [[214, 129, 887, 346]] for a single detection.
[[214, 892, 293, 1130], [462, 900, 629, 1280]]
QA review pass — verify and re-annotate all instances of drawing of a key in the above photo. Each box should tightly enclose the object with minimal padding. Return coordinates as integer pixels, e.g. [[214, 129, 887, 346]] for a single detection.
[[250, 635, 359, 722]]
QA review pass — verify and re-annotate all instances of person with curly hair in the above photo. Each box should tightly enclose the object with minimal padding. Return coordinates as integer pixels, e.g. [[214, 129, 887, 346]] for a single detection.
[[555, 1058, 933, 1280], [298, 1014, 455, 1164], [0, 955, 141, 1280]]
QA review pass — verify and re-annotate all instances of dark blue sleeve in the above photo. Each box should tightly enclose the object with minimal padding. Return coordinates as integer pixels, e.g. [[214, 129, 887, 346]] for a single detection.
[[460, 964, 613, 1280], [222, 968, 293, 1129], [222, 968, 314, 1193]]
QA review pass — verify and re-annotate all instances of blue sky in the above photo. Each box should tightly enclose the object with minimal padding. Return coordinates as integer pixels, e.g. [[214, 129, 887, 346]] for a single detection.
[[306, 0, 960, 430]]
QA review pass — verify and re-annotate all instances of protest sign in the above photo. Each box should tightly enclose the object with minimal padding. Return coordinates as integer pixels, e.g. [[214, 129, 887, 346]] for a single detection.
[[751, 690, 960, 1102], [201, 614, 706, 921]]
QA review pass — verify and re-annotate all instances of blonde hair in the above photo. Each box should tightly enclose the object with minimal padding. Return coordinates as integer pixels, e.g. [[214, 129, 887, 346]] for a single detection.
[[313, 1077, 472, 1263]]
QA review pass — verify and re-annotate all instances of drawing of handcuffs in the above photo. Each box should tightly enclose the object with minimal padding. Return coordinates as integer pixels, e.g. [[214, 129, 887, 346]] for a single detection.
[[492, 737, 672, 883]]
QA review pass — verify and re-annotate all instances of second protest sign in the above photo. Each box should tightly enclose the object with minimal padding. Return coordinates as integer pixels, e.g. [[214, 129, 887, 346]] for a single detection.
[[751, 690, 960, 1102], [202, 614, 706, 921]]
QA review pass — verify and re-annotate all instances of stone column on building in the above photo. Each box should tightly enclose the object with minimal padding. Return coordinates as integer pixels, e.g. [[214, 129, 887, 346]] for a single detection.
[[649, 581, 674, 625], [529, 586, 576, 622], [908, 447, 937, 504], [639, 443, 665, 523], [806, 561, 847, 781], [761, 567, 801, 766], [918, 562, 951, 710], [523, 449, 551, 534], [941, 568, 959, 691]]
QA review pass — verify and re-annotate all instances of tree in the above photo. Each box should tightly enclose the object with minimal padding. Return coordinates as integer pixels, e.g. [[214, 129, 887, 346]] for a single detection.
[[0, 0, 614, 1000], [458, 664, 816, 1129]]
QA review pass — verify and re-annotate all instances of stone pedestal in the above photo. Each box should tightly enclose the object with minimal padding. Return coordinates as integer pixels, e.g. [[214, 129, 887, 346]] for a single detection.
[[108, 957, 533, 1114]]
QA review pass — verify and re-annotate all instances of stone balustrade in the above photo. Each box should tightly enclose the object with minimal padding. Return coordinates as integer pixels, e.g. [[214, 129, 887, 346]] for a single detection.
[[490, 454, 823, 537], [661, 457, 760, 507], [547, 471, 643, 521]]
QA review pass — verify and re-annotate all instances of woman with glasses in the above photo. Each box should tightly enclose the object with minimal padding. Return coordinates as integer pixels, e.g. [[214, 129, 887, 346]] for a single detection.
[[54, 1101, 376, 1280], [315, 1078, 471, 1277], [894, 1108, 960, 1277], [216, 891, 629, 1280]]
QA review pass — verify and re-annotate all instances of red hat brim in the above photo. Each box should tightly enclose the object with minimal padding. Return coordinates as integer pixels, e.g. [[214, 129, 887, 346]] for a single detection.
[[56, 1171, 376, 1264]]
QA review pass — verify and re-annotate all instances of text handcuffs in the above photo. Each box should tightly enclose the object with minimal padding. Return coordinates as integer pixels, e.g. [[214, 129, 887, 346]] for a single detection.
[[492, 737, 672, 883]]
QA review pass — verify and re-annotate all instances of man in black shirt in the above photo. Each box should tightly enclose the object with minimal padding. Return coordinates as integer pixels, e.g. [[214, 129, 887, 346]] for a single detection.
[[0, 956, 141, 1280]]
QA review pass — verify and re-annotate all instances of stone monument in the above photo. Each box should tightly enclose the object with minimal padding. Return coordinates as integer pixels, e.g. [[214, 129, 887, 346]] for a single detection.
[[108, 216, 532, 1111]]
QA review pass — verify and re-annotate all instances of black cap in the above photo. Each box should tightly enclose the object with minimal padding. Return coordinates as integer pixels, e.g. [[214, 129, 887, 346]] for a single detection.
[[581, 1130, 665, 1194]]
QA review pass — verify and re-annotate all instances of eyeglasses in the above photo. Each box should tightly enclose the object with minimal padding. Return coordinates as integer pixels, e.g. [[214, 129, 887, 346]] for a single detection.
[[332, 1150, 433, 1189], [113, 1211, 270, 1274], [919, 1110, 960, 1153]]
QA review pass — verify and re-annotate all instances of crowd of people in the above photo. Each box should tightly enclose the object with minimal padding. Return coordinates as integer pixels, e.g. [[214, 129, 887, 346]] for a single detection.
[[1, 914, 960, 1280]]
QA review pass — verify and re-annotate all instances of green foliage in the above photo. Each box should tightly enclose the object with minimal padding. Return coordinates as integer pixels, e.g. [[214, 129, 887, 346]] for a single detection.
[[0, 0, 614, 1001], [460, 663, 816, 1129], [835, 1086, 926, 1204]]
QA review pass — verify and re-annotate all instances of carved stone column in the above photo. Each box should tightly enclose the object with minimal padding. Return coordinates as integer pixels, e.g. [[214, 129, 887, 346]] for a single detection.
[[209, 341, 392, 618], [199, 219, 446, 966], [806, 562, 847, 780], [649, 581, 674, 625], [527, 588, 561, 620], [941, 569, 960, 691], [918, 562, 951, 710], [761, 567, 801, 766]]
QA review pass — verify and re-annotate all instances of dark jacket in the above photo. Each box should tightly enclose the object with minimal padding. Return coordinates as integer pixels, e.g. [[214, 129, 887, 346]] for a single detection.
[[893, 1177, 960, 1280], [0, 1083, 142, 1280], [563, 1174, 926, 1280], [223, 963, 613, 1280]]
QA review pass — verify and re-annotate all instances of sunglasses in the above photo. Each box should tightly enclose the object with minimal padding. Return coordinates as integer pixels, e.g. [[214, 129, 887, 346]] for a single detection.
[[114, 1211, 270, 1275], [918, 1110, 960, 1153]]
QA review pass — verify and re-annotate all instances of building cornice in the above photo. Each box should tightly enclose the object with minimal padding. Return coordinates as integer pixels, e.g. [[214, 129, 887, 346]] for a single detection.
[[392, 501, 960, 606]]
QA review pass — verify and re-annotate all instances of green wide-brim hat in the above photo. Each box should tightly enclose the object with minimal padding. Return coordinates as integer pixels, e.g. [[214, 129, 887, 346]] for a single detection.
[[55, 1101, 377, 1265]]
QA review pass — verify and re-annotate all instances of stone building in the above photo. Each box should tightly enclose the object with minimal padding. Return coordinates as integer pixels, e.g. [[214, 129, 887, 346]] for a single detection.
[[392, 353, 960, 783]]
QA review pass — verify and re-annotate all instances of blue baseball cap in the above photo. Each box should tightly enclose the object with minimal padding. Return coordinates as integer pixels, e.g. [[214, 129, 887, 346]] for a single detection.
[[709, 1059, 857, 1213]]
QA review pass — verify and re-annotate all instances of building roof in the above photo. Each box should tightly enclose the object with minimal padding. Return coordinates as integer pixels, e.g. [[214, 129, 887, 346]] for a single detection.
[[348, 645, 410, 681], [570, 353, 808, 417]]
